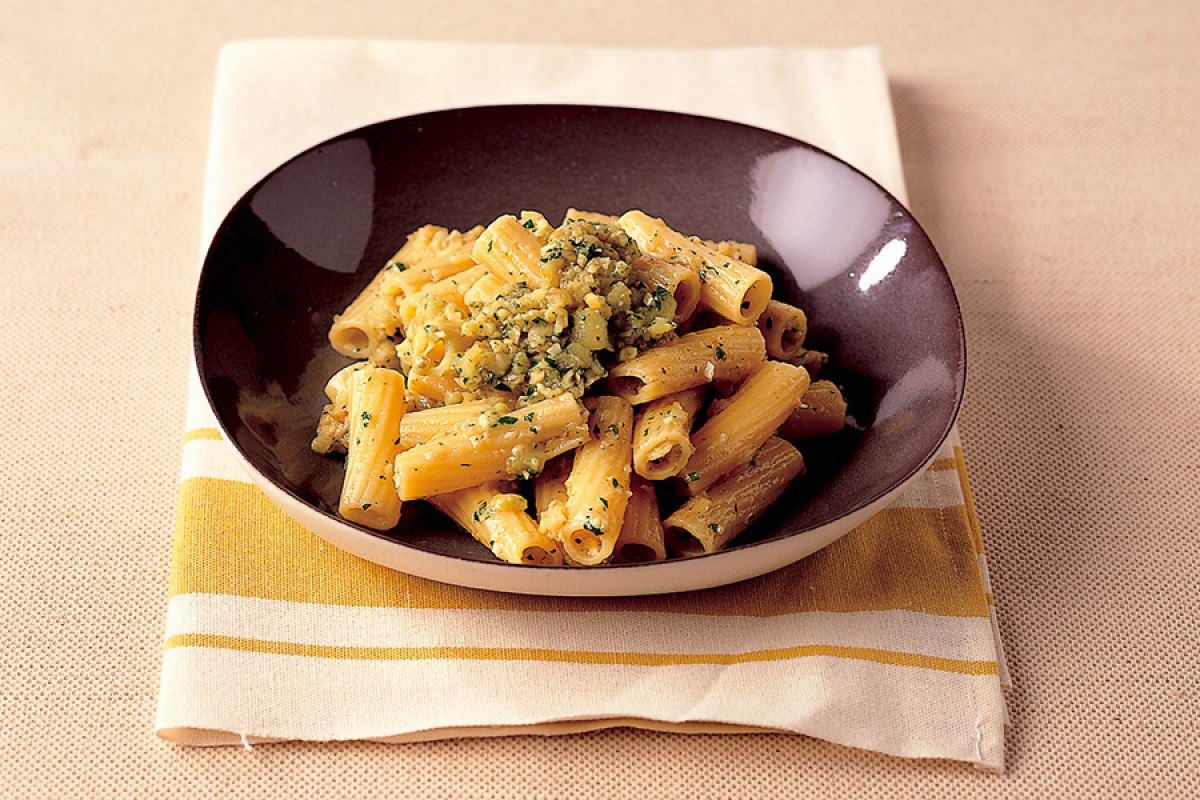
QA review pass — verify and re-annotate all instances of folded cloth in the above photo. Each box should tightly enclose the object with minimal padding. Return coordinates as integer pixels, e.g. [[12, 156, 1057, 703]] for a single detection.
[[155, 40, 1009, 771]]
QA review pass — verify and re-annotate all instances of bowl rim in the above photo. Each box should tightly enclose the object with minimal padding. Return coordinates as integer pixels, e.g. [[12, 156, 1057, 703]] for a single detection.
[[192, 102, 966, 591]]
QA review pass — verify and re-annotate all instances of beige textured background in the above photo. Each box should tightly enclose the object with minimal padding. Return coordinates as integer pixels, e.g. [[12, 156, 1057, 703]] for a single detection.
[[3, 1, 1198, 796]]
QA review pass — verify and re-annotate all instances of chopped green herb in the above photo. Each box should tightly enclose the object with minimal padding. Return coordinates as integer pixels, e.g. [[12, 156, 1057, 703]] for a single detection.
[[495, 415, 518, 425], [686, 471, 701, 482]]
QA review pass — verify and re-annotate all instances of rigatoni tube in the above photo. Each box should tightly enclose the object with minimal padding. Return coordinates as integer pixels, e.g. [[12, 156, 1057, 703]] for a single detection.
[[429, 483, 563, 565], [394, 265, 488, 329], [757, 300, 808, 361], [330, 224, 479, 358], [618, 210, 772, 324], [472, 214, 550, 286], [381, 224, 483, 298], [665, 437, 805, 555], [614, 476, 667, 563], [607, 324, 766, 404], [557, 396, 634, 566], [678, 361, 810, 495], [394, 400, 494, 450], [393, 393, 589, 500], [338, 367, 407, 529], [533, 453, 573, 538], [630, 254, 701, 324], [779, 380, 847, 439], [631, 386, 705, 480]]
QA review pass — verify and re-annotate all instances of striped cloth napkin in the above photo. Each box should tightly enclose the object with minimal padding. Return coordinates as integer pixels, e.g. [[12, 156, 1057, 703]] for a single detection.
[[155, 40, 1009, 771]]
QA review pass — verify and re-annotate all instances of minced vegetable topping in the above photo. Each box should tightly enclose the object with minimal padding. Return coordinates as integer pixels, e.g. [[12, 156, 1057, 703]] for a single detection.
[[397, 218, 677, 405]]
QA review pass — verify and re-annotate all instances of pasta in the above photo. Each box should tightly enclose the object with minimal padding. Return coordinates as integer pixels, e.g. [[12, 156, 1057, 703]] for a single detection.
[[630, 254, 701, 323], [428, 482, 563, 565], [618, 210, 773, 324], [337, 366, 407, 530], [664, 437, 806, 555], [472, 214, 550, 286], [677, 361, 810, 495], [392, 393, 589, 501], [606, 324, 766, 404], [394, 399, 494, 450], [312, 208, 850, 566], [631, 386, 705, 480], [779, 380, 848, 439], [614, 475, 667, 563], [757, 299, 808, 361], [328, 224, 482, 360], [533, 453, 573, 525], [556, 396, 634, 565]]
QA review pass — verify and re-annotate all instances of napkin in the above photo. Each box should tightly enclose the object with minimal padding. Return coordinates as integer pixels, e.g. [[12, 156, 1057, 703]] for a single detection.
[[155, 40, 1009, 771]]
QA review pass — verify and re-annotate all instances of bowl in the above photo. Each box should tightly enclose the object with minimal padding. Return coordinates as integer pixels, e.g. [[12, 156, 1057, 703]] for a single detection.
[[194, 104, 965, 597]]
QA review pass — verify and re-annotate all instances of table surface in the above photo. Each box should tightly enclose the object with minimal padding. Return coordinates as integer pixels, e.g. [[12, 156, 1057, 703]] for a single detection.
[[4, 2, 1198, 797]]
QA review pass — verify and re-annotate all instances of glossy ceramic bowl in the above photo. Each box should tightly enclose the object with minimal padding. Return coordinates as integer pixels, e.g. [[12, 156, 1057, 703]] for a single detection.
[[194, 105, 965, 597]]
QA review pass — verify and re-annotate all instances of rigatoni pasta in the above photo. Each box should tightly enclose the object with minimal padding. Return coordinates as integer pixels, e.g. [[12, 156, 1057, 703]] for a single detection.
[[312, 207, 850, 567], [779, 380, 848, 440], [614, 476, 667, 563], [618, 210, 773, 324], [606, 324, 766, 404], [393, 393, 589, 501], [631, 386, 704, 480], [757, 300, 809, 361], [664, 437, 806, 555], [678, 361, 810, 495], [630, 254, 701, 324], [558, 396, 634, 565], [428, 482, 563, 566], [380, 224, 483, 298], [328, 224, 481, 359], [472, 214, 550, 286], [337, 366, 407, 530]]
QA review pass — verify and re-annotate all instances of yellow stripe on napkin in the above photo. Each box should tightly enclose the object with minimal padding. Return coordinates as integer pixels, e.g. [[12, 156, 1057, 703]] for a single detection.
[[162, 632, 998, 676], [170, 461, 990, 618]]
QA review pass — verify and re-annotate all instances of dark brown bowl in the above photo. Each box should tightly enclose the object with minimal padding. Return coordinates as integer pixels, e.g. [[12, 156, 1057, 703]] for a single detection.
[[194, 105, 964, 596]]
